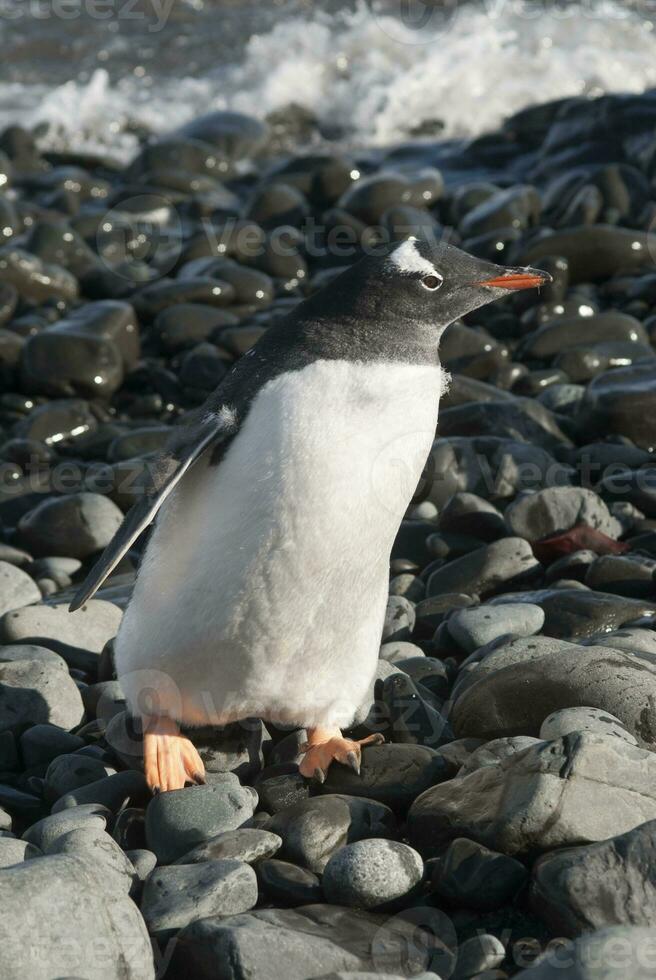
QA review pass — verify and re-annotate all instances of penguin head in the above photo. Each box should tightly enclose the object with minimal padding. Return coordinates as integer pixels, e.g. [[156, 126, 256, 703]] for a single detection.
[[375, 236, 551, 328]]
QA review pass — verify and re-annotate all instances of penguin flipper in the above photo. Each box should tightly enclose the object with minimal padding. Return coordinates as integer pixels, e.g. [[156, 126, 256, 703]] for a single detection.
[[68, 408, 238, 611]]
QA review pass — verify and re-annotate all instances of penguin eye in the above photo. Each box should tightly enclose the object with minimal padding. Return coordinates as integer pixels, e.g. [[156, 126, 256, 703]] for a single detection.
[[421, 274, 443, 291]]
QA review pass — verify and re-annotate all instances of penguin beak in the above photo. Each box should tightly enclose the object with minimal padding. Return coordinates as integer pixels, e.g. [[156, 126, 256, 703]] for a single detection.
[[474, 266, 552, 291]]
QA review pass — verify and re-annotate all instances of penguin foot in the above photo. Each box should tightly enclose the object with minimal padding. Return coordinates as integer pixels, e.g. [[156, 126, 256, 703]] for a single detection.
[[298, 727, 385, 782], [142, 716, 206, 793]]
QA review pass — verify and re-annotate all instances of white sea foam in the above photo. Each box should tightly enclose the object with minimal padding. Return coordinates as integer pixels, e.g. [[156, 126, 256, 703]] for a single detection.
[[2, 0, 656, 160]]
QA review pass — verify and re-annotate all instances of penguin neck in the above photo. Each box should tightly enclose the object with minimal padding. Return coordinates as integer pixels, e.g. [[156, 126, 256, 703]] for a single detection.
[[293, 305, 447, 368]]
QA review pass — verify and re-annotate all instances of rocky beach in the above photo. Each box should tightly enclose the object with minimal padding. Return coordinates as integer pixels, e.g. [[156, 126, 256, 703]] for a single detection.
[[2, 2, 656, 979]]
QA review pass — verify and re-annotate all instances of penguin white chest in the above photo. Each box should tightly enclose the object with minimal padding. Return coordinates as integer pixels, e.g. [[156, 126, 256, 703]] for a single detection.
[[116, 359, 445, 729]]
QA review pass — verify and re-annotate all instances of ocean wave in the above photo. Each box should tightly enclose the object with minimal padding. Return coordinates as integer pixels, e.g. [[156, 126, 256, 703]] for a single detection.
[[2, 0, 656, 159]]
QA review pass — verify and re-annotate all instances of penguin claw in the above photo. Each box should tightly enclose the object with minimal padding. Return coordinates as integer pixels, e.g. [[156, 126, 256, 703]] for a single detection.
[[298, 729, 385, 781]]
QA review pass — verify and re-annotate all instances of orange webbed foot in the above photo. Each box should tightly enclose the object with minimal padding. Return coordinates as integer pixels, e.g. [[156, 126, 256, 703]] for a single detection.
[[298, 727, 384, 783], [143, 717, 206, 793]]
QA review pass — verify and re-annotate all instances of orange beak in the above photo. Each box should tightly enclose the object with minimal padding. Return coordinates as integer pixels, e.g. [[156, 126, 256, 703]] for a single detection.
[[475, 269, 551, 290]]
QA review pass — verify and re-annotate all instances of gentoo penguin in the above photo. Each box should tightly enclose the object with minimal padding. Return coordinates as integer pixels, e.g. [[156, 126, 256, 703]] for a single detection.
[[71, 237, 549, 792]]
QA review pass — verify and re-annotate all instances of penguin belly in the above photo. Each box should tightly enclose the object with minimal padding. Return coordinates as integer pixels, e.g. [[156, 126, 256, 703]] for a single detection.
[[115, 359, 445, 730]]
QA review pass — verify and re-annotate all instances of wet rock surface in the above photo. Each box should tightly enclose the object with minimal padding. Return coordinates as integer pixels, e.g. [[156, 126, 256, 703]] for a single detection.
[[2, 92, 656, 978]]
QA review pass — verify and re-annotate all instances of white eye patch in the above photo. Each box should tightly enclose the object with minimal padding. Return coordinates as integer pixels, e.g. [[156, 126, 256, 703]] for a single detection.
[[390, 236, 439, 277]]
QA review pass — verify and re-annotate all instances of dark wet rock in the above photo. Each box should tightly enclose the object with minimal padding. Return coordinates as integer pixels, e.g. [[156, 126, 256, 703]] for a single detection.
[[0, 836, 40, 867], [447, 602, 545, 653], [0, 729, 18, 770], [537, 381, 585, 415], [597, 466, 656, 518], [380, 672, 451, 749], [394, 656, 450, 700], [0, 561, 40, 615], [0, 544, 32, 570], [322, 838, 423, 910], [57, 300, 139, 366], [582, 627, 656, 658], [0, 658, 84, 732], [531, 819, 656, 936], [458, 736, 544, 776], [0, 598, 122, 673], [338, 172, 416, 224], [266, 795, 396, 873], [388, 572, 425, 601], [174, 827, 282, 865], [431, 837, 528, 910], [408, 734, 656, 857], [145, 776, 256, 864], [437, 398, 571, 453], [133, 277, 236, 318], [173, 110, 267, 160], [452, 641, 656, 747], [168, 904, 446, 980], [44, 752, 110, 803], [256, 858, 323, 906], [107, 426, 171, 462], [519, 311, 647, 360], [153, 303, 238, 350], [20, 314, 126, 397], [126, 848, 157, 882], [584, 553, 656, 598], [252, 766, 309, 814], [379, 641, 426, 664], [577, 362, 656, 451], [540, 706, 636, 744], [17, 492, 123, 559], [460, 184, 540, 238], [413, 594, 477, 638], [46, 826, 138, 897], [141, 859, 257, 941], [491, 588, 656, 640], [437, 492, 507, 542], [426, 436, 574, 507], [51, 769, 149, 815], [0, 854, 153, 978], [267, 153, 355, 206], [190, 720, 270, 781], [514, 925, 656, 979], [452, 934, 505, 980], [0, 247, 78, 304], [556, 340, 655, 383], [391, 520, 442, 565], [426, 537, 541, 599], [382, 595, 416, 641], [179, 341, 229, 393], [505, 487, 621, 542], [543, 549, 597, 584], [318, 743, 449, 813], [22, 803, 109, 850], [13, 397, 97, 446], [246, 181, 309, 229], [515, 224, 656, 282], [440, 323, 508, 379], [452, 636, 580, 701]]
